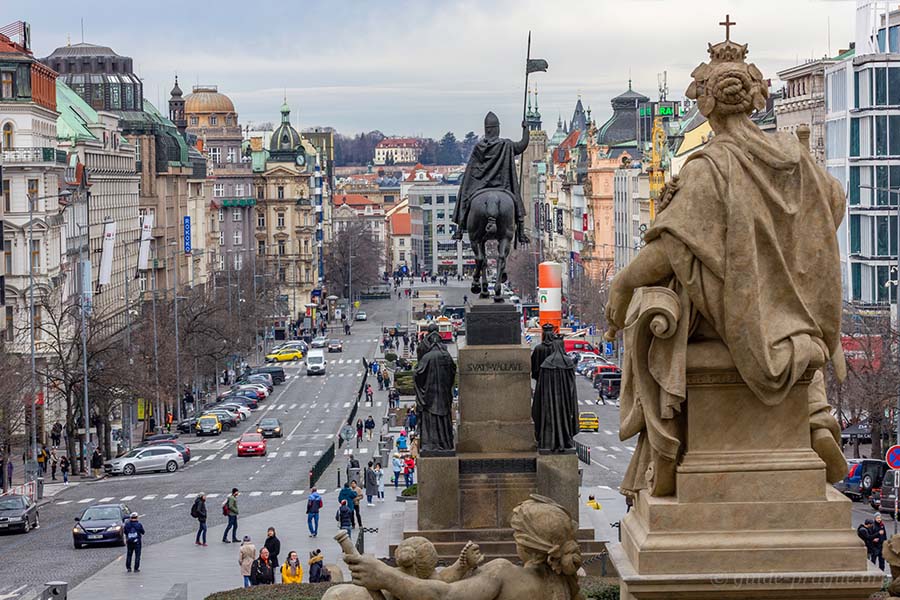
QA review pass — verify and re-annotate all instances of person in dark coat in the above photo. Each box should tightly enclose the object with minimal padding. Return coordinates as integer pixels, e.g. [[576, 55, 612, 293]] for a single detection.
[[364, 461, 379, 505], [250, 548, 275, 585], [858, 519, 874, 561], [336, 500, 354, 536], [532, 336, 579, 452], [124, 512, 145, 572], [192, 493, 208, 546], [872, 514, 887, 570], [308, 549, 331, 582], [263, 527, 280, 569], [530, 323, 556, 381]]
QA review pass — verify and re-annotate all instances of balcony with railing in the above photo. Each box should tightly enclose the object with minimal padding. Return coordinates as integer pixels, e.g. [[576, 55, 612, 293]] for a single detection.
[[1, 147, 66, 165]]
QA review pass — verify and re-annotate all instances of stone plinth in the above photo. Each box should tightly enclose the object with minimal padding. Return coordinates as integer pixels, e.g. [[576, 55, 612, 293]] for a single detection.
[[536, 452, 579, 523], [416, 455, 459, 531], [465, 302, 521, 346], [611, 340, 881, 599]]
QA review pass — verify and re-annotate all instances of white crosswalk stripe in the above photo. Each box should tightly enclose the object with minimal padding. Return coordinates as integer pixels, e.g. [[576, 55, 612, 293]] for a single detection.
[[595, 446, 607, 452], [98, 497, 113, 502], [207, 493, 220, 498], [603, 430, 615, 436], [57, 500, 72, 505], [291, 490, 304, 496], [185, 493, 198, 499], [268, 452, 278, 458], [314, 450, 322, 456], [610, 446, 622, 452], [270, 491, 283, 496], [343, 402, 351, 408], [205, 455, 216, 461], [77, 498, 95, 504], [221, 454, 231, 460], [298, 450, 308, 457], [120, 495, 136, 501], [249, 491, 262, 497], [289, 404, 297, 410], [164, 494, 178, 500], [142, 495, 157, 500], [283, 451, 292, 458], [277, 404, 285, 410]]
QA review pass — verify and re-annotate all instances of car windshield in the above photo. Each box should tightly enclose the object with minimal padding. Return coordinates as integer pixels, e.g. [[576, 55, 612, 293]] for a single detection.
[[81, 507, 122, 521], [242, 434, 263, 442], [199, 416, 217, 423], [0, 497, 26, 510], [260, 419, 279, 426], [308, 356, 324, 364], [122, 449, 142, 458]]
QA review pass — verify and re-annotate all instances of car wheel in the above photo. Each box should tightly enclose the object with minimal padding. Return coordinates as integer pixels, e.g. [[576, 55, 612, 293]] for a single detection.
[[23, 518, 30, 533], [119, 533, 126, 546], [74, 542, 82, 549], [863, 474, 874, 490], [166, 460, 178, 473], [123, 464, 136, 476]]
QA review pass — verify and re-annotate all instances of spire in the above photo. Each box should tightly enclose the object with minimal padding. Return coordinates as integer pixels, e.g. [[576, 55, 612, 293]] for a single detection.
[[280, 97, 291, 124], [527, 88, 532, 116], [534, 85, 540, 113]]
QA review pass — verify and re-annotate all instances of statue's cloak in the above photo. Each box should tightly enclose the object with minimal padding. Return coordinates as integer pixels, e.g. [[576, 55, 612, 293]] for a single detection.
[[454, 137, 520, 226], [532, 342, 579, 453]]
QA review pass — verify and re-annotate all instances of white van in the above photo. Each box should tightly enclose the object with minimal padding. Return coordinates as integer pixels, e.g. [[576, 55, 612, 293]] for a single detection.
[[306, 349, 326, 376]]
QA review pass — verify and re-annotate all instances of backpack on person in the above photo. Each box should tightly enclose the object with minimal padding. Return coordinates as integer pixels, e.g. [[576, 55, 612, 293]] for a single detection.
[[190, 498, 201, 518], [222, 499, 229, 516]]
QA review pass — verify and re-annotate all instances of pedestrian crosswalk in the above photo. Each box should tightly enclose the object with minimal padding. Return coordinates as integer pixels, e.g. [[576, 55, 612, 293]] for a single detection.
[[55, 488, 351, 506]]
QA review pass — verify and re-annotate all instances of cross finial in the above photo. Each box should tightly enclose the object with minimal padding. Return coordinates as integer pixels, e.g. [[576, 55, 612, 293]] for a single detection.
[[719, 14, 736, 41]]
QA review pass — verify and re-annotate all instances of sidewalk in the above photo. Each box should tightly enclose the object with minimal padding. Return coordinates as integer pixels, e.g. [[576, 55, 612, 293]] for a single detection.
[[69, 386, 404, 600]]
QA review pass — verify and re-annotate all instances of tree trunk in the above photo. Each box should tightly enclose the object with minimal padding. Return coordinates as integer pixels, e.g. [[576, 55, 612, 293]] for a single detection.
[[872, 414, 885, 460]]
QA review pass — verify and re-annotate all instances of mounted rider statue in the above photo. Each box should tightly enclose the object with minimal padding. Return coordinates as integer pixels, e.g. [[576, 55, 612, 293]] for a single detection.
[[452, 112, 531, 246]]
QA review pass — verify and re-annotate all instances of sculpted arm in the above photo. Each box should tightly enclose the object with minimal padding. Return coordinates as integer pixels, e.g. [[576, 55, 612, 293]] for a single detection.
[[605, 240, 674, 337], [346, 554, 502, 600], [513, 121, 530, 155]]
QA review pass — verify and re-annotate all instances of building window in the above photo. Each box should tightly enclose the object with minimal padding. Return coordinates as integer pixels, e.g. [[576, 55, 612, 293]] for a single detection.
[[0, 71, 13, 99], [876, 68, 888, 106], [232, 208, 241, 222], [399, 251, 406, 261], [423, 196, 432, 205], [3, 239, 10, 275], [33, 306, 40, 340], [209, 147, 221, 163], [277, 213, 285, 228], [219, 231, 225, 246], [278, 266, 286, 282], [30, 239, 39, 270], [4, 306, 12, 341], [278, 240, 286, 255], [233, 229, 242, 245], [214, 184, 224, 198], [849, 215, 861, 254], [235, 183, 245, 197], [258, 240, 265, 255], [217, 208, 224, 222], [277, 186, 285, 199], [138, 272, 147, 293], [226, 147, 236, 163], [436, 210, 445, 220], [234, 253, 242, 271], [190, 116, 198, 126], [436, 196, 444, 204], [2, 179, 9, 212], [1, 123, 12, 149], [257, 186, 264, 200], [27, 178, 38, 199], [257, 212, 265, 228], [399, 238, 405, 247], [209, 115, 218, 126]]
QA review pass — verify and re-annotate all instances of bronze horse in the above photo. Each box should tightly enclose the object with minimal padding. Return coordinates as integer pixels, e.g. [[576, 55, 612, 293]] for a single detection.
[[466, 188, 516, 301]]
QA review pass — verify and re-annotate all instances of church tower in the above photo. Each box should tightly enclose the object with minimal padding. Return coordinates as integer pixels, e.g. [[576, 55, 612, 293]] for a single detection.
[[526, 86, 543, 131], [168, 76, 186, 134]]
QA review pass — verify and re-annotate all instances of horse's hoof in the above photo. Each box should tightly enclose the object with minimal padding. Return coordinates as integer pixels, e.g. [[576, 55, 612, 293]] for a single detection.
[[471, 283, 481, 294], [479, 291, 490, 299], [500, 272, 508, 284]]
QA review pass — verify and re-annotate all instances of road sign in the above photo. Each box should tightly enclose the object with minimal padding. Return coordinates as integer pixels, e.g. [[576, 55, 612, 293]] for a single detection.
[[341, 425, 355, 441], [183, 216, 192, 254], [887, 445, 900, 470]]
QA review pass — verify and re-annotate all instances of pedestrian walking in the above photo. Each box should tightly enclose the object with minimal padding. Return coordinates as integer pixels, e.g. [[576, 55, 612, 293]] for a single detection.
[[873, 514, 887, 570], [383, 372, 391, 390], [396, 430, 409, 452], [586, 495, 602, 510], [336, 500, 353, 537], [375, 462, 385, 501], [365, 461, 378, 506], [308, 549, 331, 582], [350, 480, 364, 527], [392, 453, 403, 489], [344, 322, 351, 335], [263, 527, 280, 569], [280, 550, 304, 584], [51, 421, 62, 448], [49, 449, 58, 481], [405, 408, 418, 433], [223, 488, 240, 543], [37, 446, 46, 475], [356, 419, 364, 447], [377, 371, 384, 391], [364, 415, 376, 441], [239, 536, 256, 587], [124, 512, 145, 573], [403, 455, 416, 488], [338, 482, 357, 527], [59, 455, 68, 485], [365, 384, 374, 404], [191, 493, 208, 546], [306, 487, 323, 537], [90, 448, 103, 479]]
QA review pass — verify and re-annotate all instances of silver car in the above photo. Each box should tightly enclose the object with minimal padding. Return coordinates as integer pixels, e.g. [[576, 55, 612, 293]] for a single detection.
[[104, 446, 185, 476]]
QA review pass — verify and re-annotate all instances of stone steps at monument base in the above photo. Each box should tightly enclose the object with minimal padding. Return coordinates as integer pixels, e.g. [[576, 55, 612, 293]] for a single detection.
[[402, 527, 599, 543]]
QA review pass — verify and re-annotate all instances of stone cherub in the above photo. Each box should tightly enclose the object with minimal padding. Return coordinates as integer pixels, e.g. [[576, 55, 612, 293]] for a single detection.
[[343, 496, 584, 600], [322, 537, 484, 600], [604, 31, 847, 497]]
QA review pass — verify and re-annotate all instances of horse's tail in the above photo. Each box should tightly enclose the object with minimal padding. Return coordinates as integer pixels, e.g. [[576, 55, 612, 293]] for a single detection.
[[484, 194, 500, 234]]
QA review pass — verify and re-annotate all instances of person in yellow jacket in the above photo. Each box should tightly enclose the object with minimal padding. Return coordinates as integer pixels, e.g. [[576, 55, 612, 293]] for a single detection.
[[280, 550, 304, 584], [586, 495, 602, 510]]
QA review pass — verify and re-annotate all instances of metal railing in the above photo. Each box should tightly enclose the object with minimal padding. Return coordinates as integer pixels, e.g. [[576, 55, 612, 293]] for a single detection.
[[309, 441, 335, 488], [575, 440, 591, 465], [1, 147, 66, 164], [355, 526, 378, 554]]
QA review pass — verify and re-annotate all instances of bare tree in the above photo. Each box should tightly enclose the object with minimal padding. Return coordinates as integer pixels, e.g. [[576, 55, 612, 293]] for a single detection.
[[324, 221, 384, 299], [567, 263, 613, 332], [0, 349, 28, 491]]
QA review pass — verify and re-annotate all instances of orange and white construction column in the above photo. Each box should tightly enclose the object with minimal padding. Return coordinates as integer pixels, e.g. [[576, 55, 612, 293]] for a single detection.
[[538, 261, 562, 332]]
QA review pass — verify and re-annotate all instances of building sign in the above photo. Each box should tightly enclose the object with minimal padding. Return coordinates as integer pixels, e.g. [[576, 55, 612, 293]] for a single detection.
[[556, 209, 564, 234], [183, 216, 192, 254], [841, 334, 882, 372]]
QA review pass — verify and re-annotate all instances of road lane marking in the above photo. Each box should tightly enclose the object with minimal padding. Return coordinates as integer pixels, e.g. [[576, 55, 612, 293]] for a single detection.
[[206, 493, 220, 498], [283, 451, 292, 458], [277, 404, 285, 410], [343, 402, 351, 408], [603, 430, 615, 436], [120, 495, 136, 501], [591, 460, 610, 470], [163, 494, 178, 500], [595, 446, 607, 452], [142, 495, 157, 500], [291, 490, 304, 495], [298, 451, 307, 456], [57, 500, 72, 505], [185, 493, 198, 498], [314, 450, 322, 456], [205, 455, 216, 461], [289, 404, 297, 410], [221, 454, 231, 460], [268, 452, 278, 458], [287, 419, 305, 439], [610, 446, 622, 452], [249, 491, 262, 497], [98, 496, 113, 502], [270, 491, 283, 496], [77, 498, 95, 503]]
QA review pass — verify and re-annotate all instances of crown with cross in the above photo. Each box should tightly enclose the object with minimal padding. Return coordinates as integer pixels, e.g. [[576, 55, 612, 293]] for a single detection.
[[707, 15, 749, 62]]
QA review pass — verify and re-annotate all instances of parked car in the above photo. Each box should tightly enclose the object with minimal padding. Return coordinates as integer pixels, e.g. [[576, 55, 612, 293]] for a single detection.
[[202, 409, 239, 429], [306, 349, 326, 375], [834, 458, 889, 501], [578, 412, 600, 432], [144, 440, 192, 463], [176, 417, 198, 434], [265, 348, 303, 362], [0, 494, 39, 534], [196, 414, 222, 436], [145, 433, 178, 442], [247, 366, 286, 385], [355, 311, 367, 321], [594, 373, 622, 402], [232, 383, 269, 399], [257, 417, 283, 438], [589, 363, 621, 381], [311, 337, 328, 349], [237, 433, 268, 457], [219, 403, 252, 419], [563, 339, 600, 355], [219, 389, 262, 404], [327, 339, 344, 353], [72, 503, 130, 548], [238, 374, 273, 392], [218, 394, 258, 410], [105, 446, 184, 476]]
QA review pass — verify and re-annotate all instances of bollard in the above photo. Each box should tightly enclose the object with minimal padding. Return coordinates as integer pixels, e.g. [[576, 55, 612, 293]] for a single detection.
[[37, 476, 44, 500], [337, 468, 341, 487], [43, 582, 68, 600]]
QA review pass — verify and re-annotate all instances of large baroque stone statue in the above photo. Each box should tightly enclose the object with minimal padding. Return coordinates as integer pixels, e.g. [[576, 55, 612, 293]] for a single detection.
[[604, 33, 847, 498], [532, 336, 578, 452], [343, 495, 584, 600], [414, 329, 457, 453]]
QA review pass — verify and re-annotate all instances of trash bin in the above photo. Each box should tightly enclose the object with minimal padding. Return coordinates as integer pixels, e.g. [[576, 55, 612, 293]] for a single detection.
[[37, 477, 44, 500], [42, 582, 67, 600], [347, 466, 361, 485]]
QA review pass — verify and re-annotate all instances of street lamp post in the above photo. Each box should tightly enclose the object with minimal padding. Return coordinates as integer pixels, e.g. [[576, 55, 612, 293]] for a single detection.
[[169, 242, 182, 422], [76, 222, 91, 470], [25, 190, 72, 470], [150, 240, 162, 433]]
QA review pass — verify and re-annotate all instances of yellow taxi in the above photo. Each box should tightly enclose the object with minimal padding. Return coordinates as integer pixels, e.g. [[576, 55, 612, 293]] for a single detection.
[[578, 411, 600, 432], [264, 348, 304, 362], [196, 414, 222, 436]]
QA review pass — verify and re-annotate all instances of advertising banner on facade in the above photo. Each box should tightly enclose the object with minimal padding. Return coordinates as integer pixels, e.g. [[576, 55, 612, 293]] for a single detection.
[[98, 221, 117, 286], [137, 214, 153, 271]]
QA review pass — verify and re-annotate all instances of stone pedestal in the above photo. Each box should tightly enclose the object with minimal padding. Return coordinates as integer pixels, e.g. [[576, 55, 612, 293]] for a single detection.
[[611, 340, 882, 599], [465, 302, 521, 346]]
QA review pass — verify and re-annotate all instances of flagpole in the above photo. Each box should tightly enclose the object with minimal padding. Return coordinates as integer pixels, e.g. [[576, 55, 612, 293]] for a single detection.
[[518, 31, 531, 199]]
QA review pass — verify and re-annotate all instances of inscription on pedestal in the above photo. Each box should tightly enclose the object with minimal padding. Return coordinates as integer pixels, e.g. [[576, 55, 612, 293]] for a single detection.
[[459, 458, 537, 474]]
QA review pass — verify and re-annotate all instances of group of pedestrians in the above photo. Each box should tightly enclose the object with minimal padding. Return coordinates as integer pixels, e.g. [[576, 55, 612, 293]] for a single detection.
[[857, 513, 888, 570]]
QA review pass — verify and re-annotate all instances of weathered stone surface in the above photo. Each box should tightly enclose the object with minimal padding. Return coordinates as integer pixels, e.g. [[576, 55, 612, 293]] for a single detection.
[[416, 456, 460, 531], [536, 452, 579, 523], [465, 303, 521, 346]]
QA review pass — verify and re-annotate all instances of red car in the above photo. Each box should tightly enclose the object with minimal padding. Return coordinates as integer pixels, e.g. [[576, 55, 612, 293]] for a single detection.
[[236, 433, 267, 457]]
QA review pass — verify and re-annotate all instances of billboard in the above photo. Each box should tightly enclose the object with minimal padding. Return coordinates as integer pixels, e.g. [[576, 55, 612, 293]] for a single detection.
[[841, 334, 883, 372]]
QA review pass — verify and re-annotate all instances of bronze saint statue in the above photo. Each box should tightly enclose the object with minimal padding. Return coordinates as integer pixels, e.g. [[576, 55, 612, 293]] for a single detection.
[[530, 323, 556, 381], [532, 336, 578, 452], [604, 33, 847, 497], [453, 113, 530, 300], [414, 329, 457, 453]]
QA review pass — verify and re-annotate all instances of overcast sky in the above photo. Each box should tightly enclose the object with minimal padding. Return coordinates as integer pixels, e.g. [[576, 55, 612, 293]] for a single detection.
[[16, 0, 856, 138]]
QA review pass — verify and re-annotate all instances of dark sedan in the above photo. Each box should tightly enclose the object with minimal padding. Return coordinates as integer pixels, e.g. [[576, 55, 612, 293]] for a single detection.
[[256, 417, 283, 438], [177, 417, 198, 434], [146, 433, 178, 442], [73, 504, 130, 548], [145, 440, 191, 463], [327, 339, 343, 353], [0, 494, 39, 533]]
